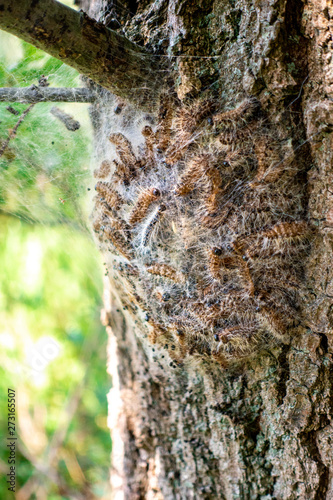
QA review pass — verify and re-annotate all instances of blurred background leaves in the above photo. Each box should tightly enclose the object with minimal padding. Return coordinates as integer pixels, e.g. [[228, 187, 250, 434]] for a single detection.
[[0, 3, 112, 497]]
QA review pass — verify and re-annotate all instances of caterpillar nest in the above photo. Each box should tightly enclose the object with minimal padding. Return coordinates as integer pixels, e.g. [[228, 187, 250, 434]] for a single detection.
[[92, 94, 312, 368]]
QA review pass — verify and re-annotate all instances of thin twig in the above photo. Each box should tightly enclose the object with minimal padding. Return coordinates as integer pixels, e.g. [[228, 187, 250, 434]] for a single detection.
[[0, 86, 97, 103], [0, 103, 35, 158]]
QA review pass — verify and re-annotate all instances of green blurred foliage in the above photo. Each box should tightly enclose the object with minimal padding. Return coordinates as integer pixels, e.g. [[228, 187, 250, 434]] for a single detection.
[[0, 29, 92, 227], [0, 24, 112, 500]]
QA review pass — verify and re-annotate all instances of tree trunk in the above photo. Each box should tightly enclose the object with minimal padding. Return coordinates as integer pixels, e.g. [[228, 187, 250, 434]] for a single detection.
[[83, 1, 333, 498]]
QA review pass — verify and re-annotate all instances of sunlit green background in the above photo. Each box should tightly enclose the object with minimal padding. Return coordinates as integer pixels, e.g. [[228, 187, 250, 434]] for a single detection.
[[0, 3, 112, 498]]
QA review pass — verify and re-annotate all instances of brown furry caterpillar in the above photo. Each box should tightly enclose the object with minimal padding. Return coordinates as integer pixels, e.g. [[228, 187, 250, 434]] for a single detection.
[[95, 181, 123, 210], [93, 94, 312, 367], [141, 204, 166, 246], [146, 263, 185, 284], [129, 187, 161, 225], [94, 160, 111, 179], [175, 153, 221, 196]]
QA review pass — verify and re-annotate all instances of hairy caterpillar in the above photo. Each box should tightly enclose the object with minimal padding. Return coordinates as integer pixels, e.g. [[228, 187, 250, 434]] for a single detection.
[[95, 181, 123, 210], [208, 247, 255, 295], [141, 125, 156, 169], [202, 201, 235, 229], [146, 263, 185, 284], [257, 306, 288, 342], [102, 226, 133, 261], [93, 93, 312, 366], [230, 221, 310, 257], [175, 154, 221, 196], [176, 99, 216, 135], [94, 160, 111, 179], [212, 97, 260, 134], [129, 187, 161, 225], [175, 156, 207, 196], [109, 132, 137, 165], [141, 204, 166, 247], [260, 221, 310, 240], [157, 95, 174, 151], [207, 247, 225, 281]]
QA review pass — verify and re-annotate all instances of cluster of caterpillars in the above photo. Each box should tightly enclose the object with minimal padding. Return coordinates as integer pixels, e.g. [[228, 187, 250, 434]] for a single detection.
[[92, 93, 312, 367]]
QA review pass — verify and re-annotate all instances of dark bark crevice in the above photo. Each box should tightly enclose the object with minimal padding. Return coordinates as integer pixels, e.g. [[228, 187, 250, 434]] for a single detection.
[[302, 431, 330, 500], [276, 347, 290, 406]]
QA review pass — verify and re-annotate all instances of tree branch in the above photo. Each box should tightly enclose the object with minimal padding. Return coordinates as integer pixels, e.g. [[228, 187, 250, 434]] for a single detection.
[[0, 0, 163, 110], [0, 86, 97, 103], [0, 103, 35, 158]]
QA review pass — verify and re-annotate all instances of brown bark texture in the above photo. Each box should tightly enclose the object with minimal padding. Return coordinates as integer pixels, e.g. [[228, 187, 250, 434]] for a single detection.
[[81, 0, 333, 498]]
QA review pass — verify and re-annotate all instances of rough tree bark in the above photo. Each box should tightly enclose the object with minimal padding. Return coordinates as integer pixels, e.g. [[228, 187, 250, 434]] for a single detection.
[[80, 1, 333, 499], [2, 0, 333, 498]]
